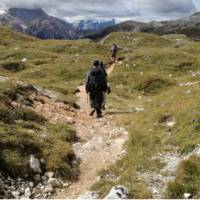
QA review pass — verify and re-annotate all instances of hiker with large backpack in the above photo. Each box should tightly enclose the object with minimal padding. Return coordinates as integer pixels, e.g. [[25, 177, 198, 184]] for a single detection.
[[86, 60, 108, 118], [111, 43, 119, 62]]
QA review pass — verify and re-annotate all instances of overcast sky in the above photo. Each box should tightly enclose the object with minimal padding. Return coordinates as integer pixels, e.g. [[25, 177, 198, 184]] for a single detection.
[[0, 0, 200, 22]]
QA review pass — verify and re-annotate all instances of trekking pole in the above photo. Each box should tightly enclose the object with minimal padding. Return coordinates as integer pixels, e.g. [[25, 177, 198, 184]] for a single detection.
[[87, 93, 89, 105]]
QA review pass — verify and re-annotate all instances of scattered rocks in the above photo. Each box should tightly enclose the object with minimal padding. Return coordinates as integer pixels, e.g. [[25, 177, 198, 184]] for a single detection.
[[0, 169, 69, 199], [78, 191, 99, 199], [105, 174, 118, 183], [179, 82, 199, 87], [104, 186, 128, 199], [189, 70, 200, 77], [139, 149, 181, 199]]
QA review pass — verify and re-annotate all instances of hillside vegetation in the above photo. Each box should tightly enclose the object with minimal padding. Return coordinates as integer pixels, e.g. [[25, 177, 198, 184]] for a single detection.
[[0, 26, 109, 182], [93, 32, 200, 198], [1, 27, 200, 198]]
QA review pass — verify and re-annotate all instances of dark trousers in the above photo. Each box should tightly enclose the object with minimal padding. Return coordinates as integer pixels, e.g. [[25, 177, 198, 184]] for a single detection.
[[89, 91, 104, 114]]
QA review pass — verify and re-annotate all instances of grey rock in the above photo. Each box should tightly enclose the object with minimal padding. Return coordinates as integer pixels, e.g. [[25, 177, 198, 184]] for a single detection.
[[28, 182, 34, 188], [44, 184, 54, 193], [44, 172, 54, 179], [78, 191, 99, 199], [104, 186, 128, 199], [29, 155, 42, 173], [184, 193, 192, 199], [48, 178, 61, 188], [24, 187, 32, 198], [11, 191, 20, 198]]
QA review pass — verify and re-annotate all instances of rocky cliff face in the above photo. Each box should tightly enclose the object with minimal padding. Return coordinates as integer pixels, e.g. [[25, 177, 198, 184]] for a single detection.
[[0, 8, 75, 39]]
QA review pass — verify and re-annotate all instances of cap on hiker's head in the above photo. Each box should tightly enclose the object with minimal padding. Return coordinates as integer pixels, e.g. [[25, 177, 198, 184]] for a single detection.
[[93, 60, 99, 67]]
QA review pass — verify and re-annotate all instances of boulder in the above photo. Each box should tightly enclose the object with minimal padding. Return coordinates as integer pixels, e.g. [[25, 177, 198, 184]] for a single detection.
[[78, 191, 99, 199], [48, 178, 61, 188], [44, 184, 54, 193], [29, 155, 42, 173], [24, 187, 32, 198], [104, 186, 128, 199], [184, 193, 192, 199], [44, 172, 54, 179]]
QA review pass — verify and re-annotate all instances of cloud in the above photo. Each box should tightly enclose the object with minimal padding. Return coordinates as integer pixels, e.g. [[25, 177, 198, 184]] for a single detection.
[[0, 0, 198, 22]]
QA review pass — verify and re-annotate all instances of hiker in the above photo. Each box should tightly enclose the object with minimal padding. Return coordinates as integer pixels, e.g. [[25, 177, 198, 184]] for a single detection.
[[111, 43, 119, 62], [86, 60, 108, 118]]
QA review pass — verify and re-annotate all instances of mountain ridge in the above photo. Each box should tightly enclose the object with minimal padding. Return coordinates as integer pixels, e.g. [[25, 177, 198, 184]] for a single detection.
[[86, 11, 200, 40]]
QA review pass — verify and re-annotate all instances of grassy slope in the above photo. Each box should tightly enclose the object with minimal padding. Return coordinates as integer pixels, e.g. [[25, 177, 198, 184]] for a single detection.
[[92, 32, 200, 198], [1, 27, 200, 198], [0, 26, 109, 180]]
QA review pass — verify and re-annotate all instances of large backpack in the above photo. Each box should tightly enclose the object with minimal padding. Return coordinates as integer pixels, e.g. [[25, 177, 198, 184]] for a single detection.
[[86, 67, 107, 92]]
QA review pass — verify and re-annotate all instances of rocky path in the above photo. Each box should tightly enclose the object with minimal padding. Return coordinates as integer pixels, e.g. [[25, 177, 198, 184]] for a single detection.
[[55, 63, 128, 198]]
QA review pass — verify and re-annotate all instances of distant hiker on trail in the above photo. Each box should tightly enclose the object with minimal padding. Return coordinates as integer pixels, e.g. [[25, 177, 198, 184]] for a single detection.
[[86, 60, 108, 118], [111, 43, 119, 62]]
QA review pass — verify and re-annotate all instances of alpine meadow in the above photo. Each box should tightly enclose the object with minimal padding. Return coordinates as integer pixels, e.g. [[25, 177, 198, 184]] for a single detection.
[[1, 1, 200, 199]]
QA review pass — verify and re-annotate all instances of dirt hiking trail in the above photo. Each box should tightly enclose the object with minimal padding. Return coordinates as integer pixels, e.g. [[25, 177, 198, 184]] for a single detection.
[[53, 62, 128, 198]]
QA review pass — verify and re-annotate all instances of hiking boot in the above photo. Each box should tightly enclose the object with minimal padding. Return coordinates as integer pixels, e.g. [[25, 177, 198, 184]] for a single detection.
[[96, 110, 103, 118], [96, 113, 103, 118], [89, 110, 95, 116]]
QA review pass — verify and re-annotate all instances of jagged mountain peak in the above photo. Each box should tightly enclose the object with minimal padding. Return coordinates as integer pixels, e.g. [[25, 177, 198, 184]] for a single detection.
[[8, 7, 47, 21]]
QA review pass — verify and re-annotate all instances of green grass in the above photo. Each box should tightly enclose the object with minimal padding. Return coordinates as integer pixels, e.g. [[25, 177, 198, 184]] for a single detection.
[[167, 156, 200, 198], [1, 26, 200, 197], [91, 32, 200, 198], [0, 26, 109, 181]]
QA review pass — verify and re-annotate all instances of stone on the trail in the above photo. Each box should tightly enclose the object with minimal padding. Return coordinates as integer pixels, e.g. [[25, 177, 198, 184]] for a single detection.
[[24, 187, 32, 198], [11, 191, 20, 198], [29, 155, 42, 173], [28, 182, 34, 188], [78, 191, 99, 199], [21, 58, 27, 63], [44, 184, 54, 193], [166, 118, 176, 128], [185, 90, 192, 94], [45, 172, 54, 179], [184, 144, 200, 160], [104, 186, 128, 199], [184, 193, 192, 199], [63, 182, 70, 188], [135, 106, 145, 113], [48, 178, 60, 187]]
